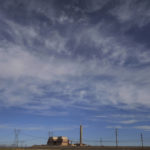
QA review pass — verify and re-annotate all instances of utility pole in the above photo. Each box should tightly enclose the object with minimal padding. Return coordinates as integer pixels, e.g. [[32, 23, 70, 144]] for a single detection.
[[14, 129, 20, 147], [141, 133, 143, 148], [115, 128, 118, 148]]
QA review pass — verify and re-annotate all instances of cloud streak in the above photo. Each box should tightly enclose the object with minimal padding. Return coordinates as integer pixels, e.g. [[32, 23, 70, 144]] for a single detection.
[[110, 0, 150, 28], [134, 126, 150, 131]]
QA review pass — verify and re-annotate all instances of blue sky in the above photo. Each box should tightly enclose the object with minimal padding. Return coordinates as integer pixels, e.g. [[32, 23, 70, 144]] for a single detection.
[[0, 0, 150, 146]]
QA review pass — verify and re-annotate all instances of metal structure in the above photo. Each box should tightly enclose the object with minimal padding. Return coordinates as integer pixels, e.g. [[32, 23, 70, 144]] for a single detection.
[[14, 129, 20, 147], [48, 131, 53, 138], [141, 133, 143, 148]]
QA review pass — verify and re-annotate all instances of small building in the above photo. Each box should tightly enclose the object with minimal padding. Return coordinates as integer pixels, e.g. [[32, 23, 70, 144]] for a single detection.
[[47, 136, 69, 146]]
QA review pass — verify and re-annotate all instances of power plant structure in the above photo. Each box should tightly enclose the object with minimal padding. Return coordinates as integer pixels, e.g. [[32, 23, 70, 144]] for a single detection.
[[47, 136, 69, 146], [47, 125, 84, 147], [80, 125, 83, 146]]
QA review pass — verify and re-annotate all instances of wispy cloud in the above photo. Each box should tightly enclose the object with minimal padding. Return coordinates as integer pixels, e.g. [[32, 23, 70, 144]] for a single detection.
[[0, 0, 150, 146], [0, 124, 44, 131], [134, 125, 150, 131], [0, 123, 78, 132], [0, 0, 150, 116], [52, 125, 79, 131], [106, 125, 122, 129], [120, 120, 139, 124], [110, 0, 150, 28], [95, 115, 107, 118]]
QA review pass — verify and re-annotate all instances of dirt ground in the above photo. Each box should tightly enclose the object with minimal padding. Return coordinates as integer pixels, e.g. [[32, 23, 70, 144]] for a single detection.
[[0, 146, 149, 150]]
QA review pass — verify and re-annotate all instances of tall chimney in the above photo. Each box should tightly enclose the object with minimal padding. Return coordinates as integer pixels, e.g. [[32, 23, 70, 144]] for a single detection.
[[80, 125, 83, 146]]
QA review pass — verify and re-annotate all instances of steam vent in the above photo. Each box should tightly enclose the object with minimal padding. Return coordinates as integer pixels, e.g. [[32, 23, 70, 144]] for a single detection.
[[47, 136, 69, 146]]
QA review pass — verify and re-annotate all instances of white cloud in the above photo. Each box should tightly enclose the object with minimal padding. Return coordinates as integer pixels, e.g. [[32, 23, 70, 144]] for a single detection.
[[0, 44, 81, 81], [95, 115, 107, 118], [110, 0, 150, 28], [134, 125, 150, 131], [0, 124, 44, 130], [120, 120, 138, 124], [110, 114, 139, 119], [0, 39, 150, 112], [84, 0, 110, 12], [0, 1, 150, 115], [45, 30, 69, 54], [0, 123, 78, 132], [106, 125, 122, 129], [52, 125, 79, 131]]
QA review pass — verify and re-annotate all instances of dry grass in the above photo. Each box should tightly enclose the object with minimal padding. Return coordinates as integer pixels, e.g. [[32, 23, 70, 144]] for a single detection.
[[0, 146, 149, 150]]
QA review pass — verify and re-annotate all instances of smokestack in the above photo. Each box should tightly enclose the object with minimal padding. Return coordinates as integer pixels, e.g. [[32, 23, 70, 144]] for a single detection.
[[80, 125, 83, 146]]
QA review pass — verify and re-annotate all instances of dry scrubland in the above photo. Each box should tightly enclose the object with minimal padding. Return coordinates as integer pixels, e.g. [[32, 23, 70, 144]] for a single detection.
[[0, 146, 150, 150]]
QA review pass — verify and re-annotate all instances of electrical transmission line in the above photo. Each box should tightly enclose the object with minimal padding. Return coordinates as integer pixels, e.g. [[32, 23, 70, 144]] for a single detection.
[[48, 131, 53, 137]]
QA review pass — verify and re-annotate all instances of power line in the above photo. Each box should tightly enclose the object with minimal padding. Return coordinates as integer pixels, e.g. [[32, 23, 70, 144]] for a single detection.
[[20, 140, 25, 147], [48, 131, 53, 137], [21, 132, 47, 139]]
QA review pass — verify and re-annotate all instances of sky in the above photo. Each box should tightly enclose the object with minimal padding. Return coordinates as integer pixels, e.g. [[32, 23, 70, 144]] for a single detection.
[[0, 0, 150, 147]]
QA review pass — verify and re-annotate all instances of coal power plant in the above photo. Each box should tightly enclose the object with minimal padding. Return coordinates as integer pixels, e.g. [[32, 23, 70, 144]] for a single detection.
[[47, 136, 69, 146], [46, 125, 84, 147]]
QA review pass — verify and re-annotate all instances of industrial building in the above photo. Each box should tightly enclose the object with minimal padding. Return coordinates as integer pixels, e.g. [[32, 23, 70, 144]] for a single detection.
[[47, 136, 69, 146], [47, 125, 84, 146]]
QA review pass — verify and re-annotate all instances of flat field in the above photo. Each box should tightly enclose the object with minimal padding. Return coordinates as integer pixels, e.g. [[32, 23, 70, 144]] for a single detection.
[[0, 146, 150, 150]]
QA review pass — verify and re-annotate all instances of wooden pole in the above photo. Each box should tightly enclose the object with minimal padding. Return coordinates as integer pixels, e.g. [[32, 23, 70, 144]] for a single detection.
[[115, 128, 118, 147]]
